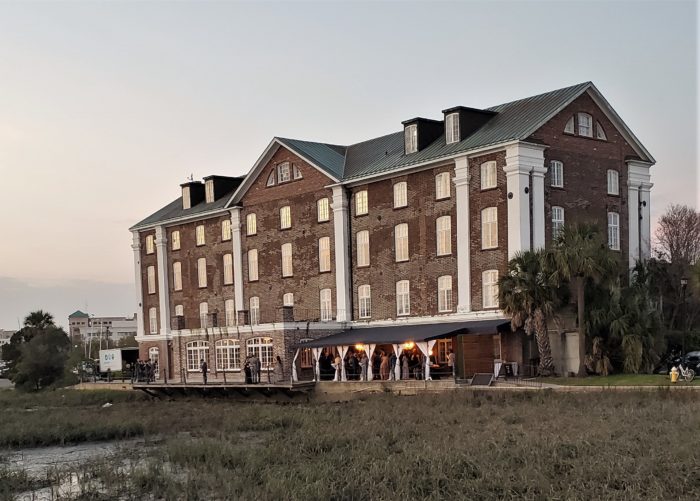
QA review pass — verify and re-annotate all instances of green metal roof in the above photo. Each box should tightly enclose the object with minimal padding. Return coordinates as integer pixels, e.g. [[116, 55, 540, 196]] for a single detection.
[[275, 137, 346, 181], [69, 310, 89, 318]]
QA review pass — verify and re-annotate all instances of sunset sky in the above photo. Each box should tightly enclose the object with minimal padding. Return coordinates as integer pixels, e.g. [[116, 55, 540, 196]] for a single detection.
[[0, 0, 697, 329]]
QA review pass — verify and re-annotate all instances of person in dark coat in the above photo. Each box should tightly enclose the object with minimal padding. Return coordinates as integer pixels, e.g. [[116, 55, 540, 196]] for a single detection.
[[244, 357, 252, 384], [200, 359, 208, 384]]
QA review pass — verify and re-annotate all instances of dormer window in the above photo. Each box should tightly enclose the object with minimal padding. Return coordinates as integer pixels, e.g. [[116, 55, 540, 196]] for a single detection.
[[445, 113, 460, 144], [182, 186, 191, 210], [596, 122, 607, 140], [277, 162, 291, 183], [205, 180, 214, 203], [578, 113, 593, 137], [404, 124, 418, 154], [266, 171, 275, 187]]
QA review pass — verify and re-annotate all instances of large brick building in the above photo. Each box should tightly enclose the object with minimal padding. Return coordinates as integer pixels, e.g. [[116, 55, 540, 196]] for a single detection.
[[130, 82, 654, 382]]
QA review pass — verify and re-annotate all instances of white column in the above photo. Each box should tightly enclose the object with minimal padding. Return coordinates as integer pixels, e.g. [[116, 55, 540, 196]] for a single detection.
[[627, 182, 640, 267], [454, 156, 471, 313], [627, 160, 653, 266], [639, 183, 652, 260], [154, 225, 171, 336], [531, 165, 547, 250], [230, 208, 244, 316], [332, 186, 352, 322], [131, 231, 145, 339]]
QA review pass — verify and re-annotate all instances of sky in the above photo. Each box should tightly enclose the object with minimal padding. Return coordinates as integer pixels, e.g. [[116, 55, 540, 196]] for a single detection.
[[0, 0, 697, 330]]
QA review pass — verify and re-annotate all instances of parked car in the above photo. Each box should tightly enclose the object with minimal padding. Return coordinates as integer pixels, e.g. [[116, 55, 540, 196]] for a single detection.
[[684, 351, 700, 372]]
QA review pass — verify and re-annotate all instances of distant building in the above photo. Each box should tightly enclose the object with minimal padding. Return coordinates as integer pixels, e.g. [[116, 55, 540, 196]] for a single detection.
[[68, 311, 138, 344], [0, 329, 14, 350]]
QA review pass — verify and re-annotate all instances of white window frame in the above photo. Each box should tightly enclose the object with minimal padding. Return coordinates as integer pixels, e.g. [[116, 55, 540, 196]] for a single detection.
[[148, 347, 159, 371], [147, 266, 156, 294], [355, 190, 368, 216], [174, 304, 184, 317], [317, 198, 330, 222], [216, 339, 240, 371], [246, 213, 257, 236], [356, 230, 370, 267], [266, 171, 275, 187], [221, 219, 232, 241], [396, 280, 410, 316], [446, 112, 460, 144], [248, 249, 259, 282], [205, 179, 215, 203], [186, 341, 209, 372], [564, 116, 575, 134], [596, 122, 607, 140], [223, 253, 233, 285], [404, 124, 418, 154], [246, 337, 273, 370], [280, 206, 291, 229], [482, 270, 499, 309], [196, 225, 205, 246], [550, 160, 564, 188], [480, 161, 497, 190], [607, 169, 619, 195], [283, 293, 294, 307], [293, 164, 302, 180], [318, 237, 331, 273], [552, 206, 565, 240], [435, 172, 451, 200], [578, 112, 593, 137], [438, 275, 453, 313], [145, 235, 155, 255], [224, 299, 235, 327], [393, 181, 407, 208], [199, 302, 208, 328], [395, 223, 409, 262], [277, 162, 291, 183], [197, 257, 207, 288], [358, 285, 371, 319], [182, 186, 191, 209], [481, 207, 498, 249], [173, 262, 182, 291], [436, 216, 452, 256], [171, 230, 181, 251], [282, 243, 293, 277], [608, 212, 620, 251], [148, 307, 158, 334], [320, 289, 332, 321], [249, 297, 260, 325]]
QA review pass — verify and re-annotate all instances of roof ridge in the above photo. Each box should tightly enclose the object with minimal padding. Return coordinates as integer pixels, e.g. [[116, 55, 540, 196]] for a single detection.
[[276, 136, 348, 150], [346, 130, 403, 148], [486, 81, 592, 111]]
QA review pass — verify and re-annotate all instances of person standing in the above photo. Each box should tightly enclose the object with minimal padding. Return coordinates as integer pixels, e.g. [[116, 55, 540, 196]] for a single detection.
[[274, 355, 284, 383], [402, 353, 409, 380], [360, 352, 369, 381], [447, 350, 456, 377], [333, 353, 342, 381], [380, 351, 390, 380], [251, 354, 260, 384], [389, 352, 397, 381], [200, 359, 208, 385]]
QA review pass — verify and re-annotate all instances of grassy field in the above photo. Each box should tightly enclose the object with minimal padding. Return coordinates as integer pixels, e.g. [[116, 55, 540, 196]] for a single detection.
[[1, 389, 699, 500], [541, 374, 700, 386]]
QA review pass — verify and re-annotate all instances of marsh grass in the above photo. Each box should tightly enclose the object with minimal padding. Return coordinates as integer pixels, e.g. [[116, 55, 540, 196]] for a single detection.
[[2, 390, 699, 499]]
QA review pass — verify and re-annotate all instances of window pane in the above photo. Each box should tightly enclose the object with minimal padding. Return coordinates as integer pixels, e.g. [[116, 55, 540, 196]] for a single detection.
[[357, 231, 370, 267], [197, 258, 207, 288], [280, 206, 291, 229], [282, 243, 293, 277], [438, 275, 452, 312], [481, 161, 497, 190], [436, 216, 451, 256], [358, 285, 371, 319], [396, 280, 410, 316], [481, 208, 498, 249], [222, 219, 232, 241], [248, 250, 258, 281], [246, 213, 257, 236], [317, 198, 330, 222], [395, 224, 409, 262], [355, 190, 368, 216], [171, 231, 180, 250], [482, 270, 499, 308], [173, 262, 182, 291], [318, 237, 331, 272], [436, 172, 450, 199], [223, 254, 233, 284], [393, 182, 407, 208], [551, 161, 563, 188], [196, 225, 205, 246]]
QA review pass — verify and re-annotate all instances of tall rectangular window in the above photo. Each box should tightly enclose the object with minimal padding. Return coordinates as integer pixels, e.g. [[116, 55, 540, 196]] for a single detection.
[[175, 305, 184, 317], [280, 206, 291, 229], [435, 172, 451, 200], [318, 237, 331, 272], [171, 231, 181, 251], [317, 198, 330, 222], [436, 216, 452, 256], [147, 266, 156, 294], [282, 243, 293, 277], [552, 207, 565, 240], [358, 285, 371, 319], [481, 207, 498, 249], [551, 161, 564, 188], [481, 161, 497, 190], [395, 223, 409, 262], [578, 113, 593, 137], [173, 262, 182, 291], [356, 230, 370, 267], [404, 124, 418, 154], [249, 297, 260, 325], [145, 235, 155, 254], [393, 182, 407, 208], [283, 293, 294, 306], [197, 257, 207, 288], [607, 169, 619, 195], [221, 219, 232, 241], [149, 307, 158, 334], [438, 275, 453, 312], [223, 253, 233, 284], [246, 213, 257, 236], [182, 186, 191, 210], [205, 180, 215, 203], [396, 280, 410, 316], [224, 299, 235, 327], [199, 302, 208, 328], [482, 270, 499, 309], [277, 162, 291, 183], [248, 249, 259, 281], [355, 190, 368, 216], [196, 225, 205, 246], [446, 113, 460, 144], [216, 339, 240, 370], [320, 289, 332, 321], [608, 212, 620, 251]]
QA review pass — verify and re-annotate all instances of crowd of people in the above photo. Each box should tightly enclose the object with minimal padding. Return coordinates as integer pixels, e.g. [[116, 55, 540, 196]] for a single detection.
[[130, 359, 158, 383], [198, 354, 285, 384]]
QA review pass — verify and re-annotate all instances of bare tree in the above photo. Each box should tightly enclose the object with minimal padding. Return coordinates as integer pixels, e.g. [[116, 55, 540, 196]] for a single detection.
[[655, 204, 700, 265]]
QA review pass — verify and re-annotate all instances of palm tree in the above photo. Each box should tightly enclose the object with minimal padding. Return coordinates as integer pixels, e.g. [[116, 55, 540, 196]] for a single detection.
[[499, 249, 559, 376], [548, 223, 618, 376], [23, 310, 55, 330]]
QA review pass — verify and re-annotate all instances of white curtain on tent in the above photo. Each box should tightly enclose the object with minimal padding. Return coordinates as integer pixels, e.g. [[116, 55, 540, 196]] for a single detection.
[[338, 345, 349, 381], [291, 348, 300, 382], [365, 343, 376, 381], [417, 340, 437, 380], [392, 344, 404, 380], [312, 347, 323, 382]]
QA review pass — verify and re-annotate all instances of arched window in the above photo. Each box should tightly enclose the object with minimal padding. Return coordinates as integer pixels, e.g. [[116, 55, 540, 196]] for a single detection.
[[356, 230, 370, 267], [277, 162, 291, 183], [577, 112, 592, 137], [435, 172, 451, 200], [395, 223, 409, 262], [266, 171, 275, 187], [216, 339, 240, 371], [438, 276, 453, 313], [393, 182, 407, 208], [149, 307, 158, 334], [186, 341, 209, 372], [436, 216, 452, 256], [317, 198, 330, 222], [148, 347, 160, 379], [596, 122, 607, 140], [246, 213, 257, 236], [246, 337, 274, 370], [358, 285, 371, 319], [564, 116, 575, 134], [283, 293, 294, 306], [480, 161, 497, 190], [281, 243, 293, 277], [481, 207, 498, 249], [318, 237, 331, 272], [552, 206, 565, 239]]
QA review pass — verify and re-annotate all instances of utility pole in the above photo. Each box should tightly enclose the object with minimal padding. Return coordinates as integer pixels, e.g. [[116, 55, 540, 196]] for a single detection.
[[681, 277, 689, 355]]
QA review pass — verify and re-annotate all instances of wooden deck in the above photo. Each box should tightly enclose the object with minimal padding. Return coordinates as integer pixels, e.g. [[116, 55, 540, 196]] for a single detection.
[[132, 380, 317, 398]]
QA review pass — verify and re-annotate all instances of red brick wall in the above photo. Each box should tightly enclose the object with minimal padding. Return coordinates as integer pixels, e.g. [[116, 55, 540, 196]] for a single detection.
[[350, 165, 457, 319], [139, 230, 159, 334], [239, 147, 337, 321]]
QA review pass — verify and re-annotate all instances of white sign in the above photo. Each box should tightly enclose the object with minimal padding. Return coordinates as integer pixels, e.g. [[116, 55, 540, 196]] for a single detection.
[[99, 349, 122, 372]]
